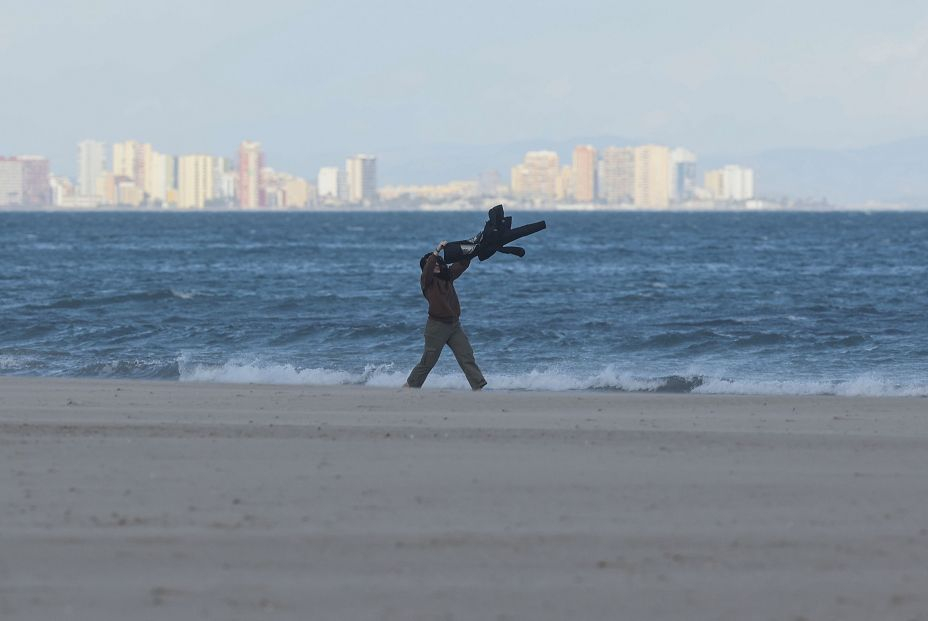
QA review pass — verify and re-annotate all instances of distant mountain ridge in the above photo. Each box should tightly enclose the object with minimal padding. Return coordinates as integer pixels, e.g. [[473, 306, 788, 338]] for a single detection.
[[376, 135, 928, 206], [703, 136, 928, 206]]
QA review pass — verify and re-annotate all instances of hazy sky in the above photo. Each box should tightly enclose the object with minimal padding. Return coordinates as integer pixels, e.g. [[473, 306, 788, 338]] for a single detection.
[[2, 0, 927, 178]]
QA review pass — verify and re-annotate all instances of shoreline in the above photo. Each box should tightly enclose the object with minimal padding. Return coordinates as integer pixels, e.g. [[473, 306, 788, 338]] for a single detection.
[[2, 376, 928, 620], [5, 371, 928, 398]]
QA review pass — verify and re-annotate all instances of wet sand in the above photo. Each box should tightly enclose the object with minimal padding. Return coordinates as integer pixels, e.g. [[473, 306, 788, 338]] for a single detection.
[[1, 377, 927, 620]]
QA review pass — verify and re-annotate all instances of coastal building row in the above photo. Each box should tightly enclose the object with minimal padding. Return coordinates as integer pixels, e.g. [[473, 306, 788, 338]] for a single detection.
[[2, 141, 378, 209], [510, 145, 754, 207], [316, 154, 377, 204], [3, 140, 750, 209]]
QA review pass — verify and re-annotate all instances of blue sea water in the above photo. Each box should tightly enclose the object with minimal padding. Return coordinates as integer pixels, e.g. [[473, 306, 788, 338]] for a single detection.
[[1, 211, 926, 395]]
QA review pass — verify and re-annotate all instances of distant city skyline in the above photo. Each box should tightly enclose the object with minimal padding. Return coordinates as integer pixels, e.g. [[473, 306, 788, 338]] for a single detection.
[[8, 128, 928, 208], [2, 1, 927, 183], [3, 135, 762, 209]]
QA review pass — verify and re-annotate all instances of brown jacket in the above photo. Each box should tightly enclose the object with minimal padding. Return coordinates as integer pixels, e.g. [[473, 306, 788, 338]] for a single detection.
[[420, 254, 471, 322]]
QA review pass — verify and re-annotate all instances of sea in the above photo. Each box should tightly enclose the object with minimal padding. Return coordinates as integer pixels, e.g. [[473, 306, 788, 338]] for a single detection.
[[1, 210, 926, 396]]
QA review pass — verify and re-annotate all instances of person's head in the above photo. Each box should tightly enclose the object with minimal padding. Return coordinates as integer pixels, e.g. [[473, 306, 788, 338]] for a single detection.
[[420, 253, 445, 271], [420, 253, 450, 277]]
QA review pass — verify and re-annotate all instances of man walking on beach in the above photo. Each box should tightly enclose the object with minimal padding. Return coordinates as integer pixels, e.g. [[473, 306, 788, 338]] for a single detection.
[[404, 241, 487, 390]]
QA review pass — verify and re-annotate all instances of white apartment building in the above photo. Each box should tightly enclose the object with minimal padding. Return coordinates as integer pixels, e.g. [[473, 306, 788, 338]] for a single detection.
[[345, 154, 377, 203], [705, 165, 755, 201], [317, 166, 345, 200], [78, 140, 106, 197]]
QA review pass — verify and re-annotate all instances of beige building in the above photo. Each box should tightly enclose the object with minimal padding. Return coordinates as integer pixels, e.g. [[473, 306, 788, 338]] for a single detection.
[[116, 180, 144, 207], [261, 169, 314, 208], [555, 166, 573, 201], [511, 151, 560, 200], [112, 141, 153, 199], [147, 152, 176, 204], [112, 141, 137, 179], [177, 155, 215, 209], [598, 147, 635, 204], [95, 172, 118, 205], [572, 145, 597, 202], [283, 177, 313, 208], [633, 145, 671, 208]]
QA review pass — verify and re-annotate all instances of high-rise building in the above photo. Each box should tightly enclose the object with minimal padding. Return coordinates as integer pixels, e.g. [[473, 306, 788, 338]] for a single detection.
[[112, 141, 137, 179], [670, 148, 697, 202], [572, 145, 597, 202], [345, 154, 377, 203], [147, 152, 176, 204], [704, 165, 755, 201], [237, 141, 264, 208], [112, 141, 152, 192], [598, 147, 635, 204], [633, 145, 671, 208], [0, 156, 50, 206], [556, 166, 573, 201], [211, 157, 234, 204], [317, 167, 345, 201], [177, 155, 215, 209], [19, 156, 51, 206], [111, 140, 153, 204], [137, 143, 153, 195], [510, 151, 560, 200], [0, 157, 24, 206], [78, 140, 106, 197]]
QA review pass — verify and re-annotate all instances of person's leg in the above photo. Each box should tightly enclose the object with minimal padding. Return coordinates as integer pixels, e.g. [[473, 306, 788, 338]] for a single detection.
[[405, 320, 451, 388], [447, 322, 487, 390]]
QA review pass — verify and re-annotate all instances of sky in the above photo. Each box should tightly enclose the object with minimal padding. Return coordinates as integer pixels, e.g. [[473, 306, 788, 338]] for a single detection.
[[2, 0, 927, 180]]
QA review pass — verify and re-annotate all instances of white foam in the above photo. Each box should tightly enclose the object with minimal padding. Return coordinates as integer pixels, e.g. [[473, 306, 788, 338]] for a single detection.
[[694, 375, 928, 397], [169, 289, 197, 300], [175, 356, 928, 397], [177, 358, 669, 392]]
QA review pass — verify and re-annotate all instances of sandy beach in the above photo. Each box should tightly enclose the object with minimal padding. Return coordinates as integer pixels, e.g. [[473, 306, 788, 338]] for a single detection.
[[1, 377, 927, 620]]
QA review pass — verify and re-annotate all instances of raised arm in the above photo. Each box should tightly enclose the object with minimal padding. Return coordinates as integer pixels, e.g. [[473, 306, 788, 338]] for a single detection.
[[421, 253, 438, 289], [420, 241, 447, 289], [450, 258, 471, 280]]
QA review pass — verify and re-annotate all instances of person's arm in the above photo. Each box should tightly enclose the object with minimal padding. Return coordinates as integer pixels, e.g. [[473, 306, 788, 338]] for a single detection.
[[450, 258, 471, 280], [420, 254, 437, 288], [420, 241, 446, 288]]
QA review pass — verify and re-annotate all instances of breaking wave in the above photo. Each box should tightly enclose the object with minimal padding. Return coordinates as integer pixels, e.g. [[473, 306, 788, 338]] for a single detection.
[[177, 357, 928, 397]]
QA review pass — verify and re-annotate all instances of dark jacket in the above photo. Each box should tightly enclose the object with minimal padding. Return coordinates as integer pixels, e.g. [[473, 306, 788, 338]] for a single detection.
[[420, 254, 470, 322]]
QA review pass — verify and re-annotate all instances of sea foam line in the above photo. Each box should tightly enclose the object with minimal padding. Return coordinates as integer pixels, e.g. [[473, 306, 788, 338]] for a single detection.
[[176, 357, 928, 397]]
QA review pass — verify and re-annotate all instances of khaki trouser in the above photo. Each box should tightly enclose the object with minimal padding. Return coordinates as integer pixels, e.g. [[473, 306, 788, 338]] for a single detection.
[[406, 318, 487, 390]]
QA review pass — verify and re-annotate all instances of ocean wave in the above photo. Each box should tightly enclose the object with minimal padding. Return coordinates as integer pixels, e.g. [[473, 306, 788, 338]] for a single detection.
[[695, 375, 928, 397], [75, 358, 180, 379], [176, 358, 928, 397], [0, 354, 46, 372], [31, 288, 201, 310]]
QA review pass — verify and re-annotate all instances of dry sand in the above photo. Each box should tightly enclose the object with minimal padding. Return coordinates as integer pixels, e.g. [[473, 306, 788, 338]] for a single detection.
[[1, 377, 927, 620]]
